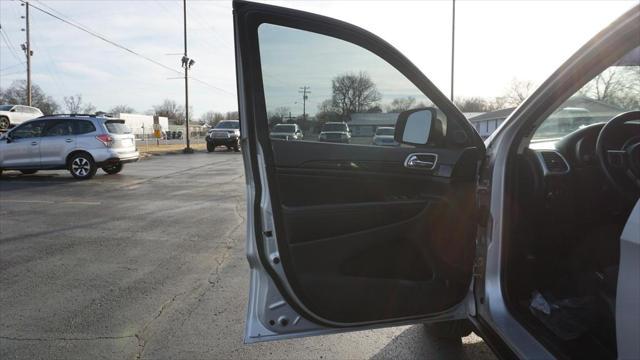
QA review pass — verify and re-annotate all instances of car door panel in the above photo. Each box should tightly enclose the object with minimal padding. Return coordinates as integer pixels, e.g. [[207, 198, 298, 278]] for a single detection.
[[235, 0, 485, 340]]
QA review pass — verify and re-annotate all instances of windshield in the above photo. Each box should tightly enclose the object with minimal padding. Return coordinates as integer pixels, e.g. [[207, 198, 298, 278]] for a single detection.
[[105, 120, 132, 134], [215, 121, 239, 129], [375, 127, 395, 136], [0, 105, 14, 111], [272, 124, 296, 132], [322, 123, 347, 132], [531, 46, 639, 144]]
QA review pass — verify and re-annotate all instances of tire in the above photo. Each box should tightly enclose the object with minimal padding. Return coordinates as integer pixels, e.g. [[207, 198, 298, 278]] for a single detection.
[[68, 153, 97, 180], [0, 117, 9, 130], [233, 139, 240, 152], [19, 170, 38, 175], [207, 142, 214, 152], [423, 320, 473, 339], [102, 162, 123, 175]]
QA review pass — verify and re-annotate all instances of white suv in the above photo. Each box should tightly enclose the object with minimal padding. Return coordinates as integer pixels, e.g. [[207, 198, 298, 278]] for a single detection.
[[0, 105, 44, 130]]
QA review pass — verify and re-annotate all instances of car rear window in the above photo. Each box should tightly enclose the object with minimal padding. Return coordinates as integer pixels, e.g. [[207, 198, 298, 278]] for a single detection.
[[105, 120, 132, 134]]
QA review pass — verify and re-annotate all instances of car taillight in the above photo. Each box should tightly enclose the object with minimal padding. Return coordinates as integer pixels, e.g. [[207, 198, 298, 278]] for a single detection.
[[96, 134, 113, 147]]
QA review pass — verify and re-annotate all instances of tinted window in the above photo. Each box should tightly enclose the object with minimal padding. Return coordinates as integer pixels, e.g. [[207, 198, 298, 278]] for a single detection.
[[322, 123, 348, 132], [74, 120, 96, 135], [11, 121, 45, 139], [259, 24, 442, 147], [0, 105, 13, 111], [375, 127, 395, 136], [216, 121, 240, 129], [531, 46, 640, 145], [272, 124, 296, 132], [43, 120, 74, 137], [105, 120, 132, 134]]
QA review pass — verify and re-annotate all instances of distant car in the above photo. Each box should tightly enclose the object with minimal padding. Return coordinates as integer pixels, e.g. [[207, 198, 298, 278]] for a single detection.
[[371, 126, 398, 146], [270, 123, 304, 141], [0, 115, 139, 179], [206, 120, 240, 152], [0, 105, 44, 130], [318, 122, 351, 143]]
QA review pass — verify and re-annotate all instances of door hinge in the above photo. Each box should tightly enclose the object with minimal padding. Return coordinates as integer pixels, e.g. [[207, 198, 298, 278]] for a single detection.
[[473, 256, 484, 278]]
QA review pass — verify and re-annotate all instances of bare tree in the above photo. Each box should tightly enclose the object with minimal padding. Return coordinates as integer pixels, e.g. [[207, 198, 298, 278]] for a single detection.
[[504, 79, 536, 107], [331, 71, 381, 120], [153, 99, 185, 124], [578, 67, 640, 109], [224, 111, 239, 120], [267, 106, 291, 125], [0, 80, 59, 114], [110, 104, 135, 114], [386, 96, 416, 113], [63, 94, 95, 114], [63, 95, 82, 114], [200, 111, 225, 126]]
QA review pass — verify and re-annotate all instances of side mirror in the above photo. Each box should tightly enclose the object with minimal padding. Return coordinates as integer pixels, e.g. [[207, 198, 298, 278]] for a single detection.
[[10, 109, 16, 112], [394, 107, 443, 146]]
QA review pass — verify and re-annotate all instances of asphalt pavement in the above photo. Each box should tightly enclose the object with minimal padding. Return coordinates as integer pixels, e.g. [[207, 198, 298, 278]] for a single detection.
[[0, 151, 496, 359]]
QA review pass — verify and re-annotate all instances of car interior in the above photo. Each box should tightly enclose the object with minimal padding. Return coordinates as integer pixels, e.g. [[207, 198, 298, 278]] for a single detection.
[[267, 115, 481, 324], [505, 106, 639, 357]]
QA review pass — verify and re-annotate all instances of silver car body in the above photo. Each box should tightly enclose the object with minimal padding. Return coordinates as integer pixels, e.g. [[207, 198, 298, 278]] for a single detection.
[[0, 116, 138, 171]]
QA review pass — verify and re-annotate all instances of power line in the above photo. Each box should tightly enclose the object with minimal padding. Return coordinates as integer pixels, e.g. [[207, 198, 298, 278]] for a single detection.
[[0, 26, 23, 62], [20, 0, 233, 96], [0, 61, 25, 72]]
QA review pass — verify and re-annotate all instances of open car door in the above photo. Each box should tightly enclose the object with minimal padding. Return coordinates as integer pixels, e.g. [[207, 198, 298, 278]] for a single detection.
[[234, 0, 486, 343]]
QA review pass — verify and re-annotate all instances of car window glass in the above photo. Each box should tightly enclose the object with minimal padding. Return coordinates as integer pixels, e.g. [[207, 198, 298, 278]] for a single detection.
[[105, 120, 132, 134], [258, 24, 443, 146], [11, 121, 45, 139], [43, 120, 74, 137], [74, 120, 96, 135], [531, 46, 640, 148]]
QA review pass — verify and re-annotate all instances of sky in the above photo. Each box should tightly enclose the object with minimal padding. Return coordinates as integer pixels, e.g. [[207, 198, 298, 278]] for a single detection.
[[0, 0, 636, 119]]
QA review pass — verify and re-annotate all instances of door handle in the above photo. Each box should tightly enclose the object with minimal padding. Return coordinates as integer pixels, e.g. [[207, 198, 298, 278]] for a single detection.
[[65, 139, 73, 143], [31, 141, 38, 146], [404, 153, 438, 170]]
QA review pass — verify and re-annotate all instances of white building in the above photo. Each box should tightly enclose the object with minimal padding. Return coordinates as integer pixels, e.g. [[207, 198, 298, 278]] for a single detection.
[[115, 113, 169, 138]]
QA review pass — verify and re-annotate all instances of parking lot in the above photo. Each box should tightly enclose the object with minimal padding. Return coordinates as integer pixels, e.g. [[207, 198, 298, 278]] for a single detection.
[[0, 151, 495, 359]]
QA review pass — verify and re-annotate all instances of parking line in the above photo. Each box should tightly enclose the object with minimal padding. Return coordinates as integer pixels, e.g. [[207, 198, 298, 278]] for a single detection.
[[1, 200, 101, 205], [2, 200, 55, 204]]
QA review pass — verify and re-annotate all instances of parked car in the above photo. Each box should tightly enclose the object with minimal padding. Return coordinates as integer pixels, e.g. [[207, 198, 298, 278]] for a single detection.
[[234, 2, 640, 359], [0, 114, 139, 179], [206, 120, 240, 152], [270, 123, 304, 141], [318, 122, 351, 143], [0, 105, 43, 130], [371, 126, 398, 146]]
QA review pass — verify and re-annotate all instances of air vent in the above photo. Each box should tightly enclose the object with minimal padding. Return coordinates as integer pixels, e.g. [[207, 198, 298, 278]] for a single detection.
[[538, 151, 570, 174]]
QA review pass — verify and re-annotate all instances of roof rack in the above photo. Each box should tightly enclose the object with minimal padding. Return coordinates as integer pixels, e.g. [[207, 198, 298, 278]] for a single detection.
[[38, 113, 114, 119]]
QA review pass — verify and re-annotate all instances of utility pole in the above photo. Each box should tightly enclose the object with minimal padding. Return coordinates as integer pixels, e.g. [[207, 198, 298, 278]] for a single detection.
[[450, 0, 455, 101], [298, 86, 310, 121], [21, 1, 32, 106], [181, 0, 193, 154]]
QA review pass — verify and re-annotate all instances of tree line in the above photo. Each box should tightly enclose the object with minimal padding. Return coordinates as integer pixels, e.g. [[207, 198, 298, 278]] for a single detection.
[[0, 80, 239, 126]]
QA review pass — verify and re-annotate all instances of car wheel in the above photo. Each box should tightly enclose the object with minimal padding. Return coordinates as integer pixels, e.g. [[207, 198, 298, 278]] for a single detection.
[[68, 153, 97, 180], [0, 117, 9, 130], [207, 142, 214, 152], [19, 170, 38, 175], [102, 162, 123, 175], [423, 320, 473, 339]]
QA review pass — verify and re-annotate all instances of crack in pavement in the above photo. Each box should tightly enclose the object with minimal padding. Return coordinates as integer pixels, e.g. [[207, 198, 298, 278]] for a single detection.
[[133, 290, 188, 360], [0, 335, 135, 342], [179, 195, 246, 328], [132, 196, 246, 359]]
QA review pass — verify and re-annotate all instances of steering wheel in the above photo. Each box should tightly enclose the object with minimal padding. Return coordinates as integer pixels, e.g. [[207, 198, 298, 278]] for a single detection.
[[595, 110, 640, 201]]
